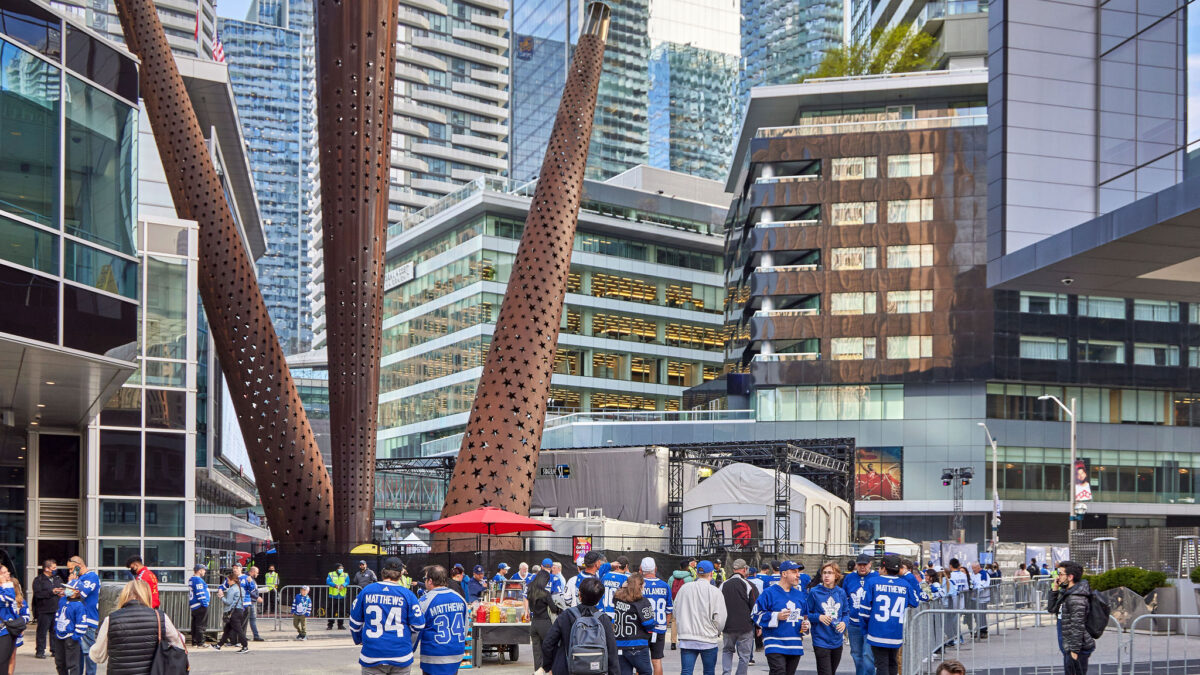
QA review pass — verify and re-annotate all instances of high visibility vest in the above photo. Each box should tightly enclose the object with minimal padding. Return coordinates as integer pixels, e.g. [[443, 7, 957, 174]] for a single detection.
[[264, 571, 279, 591], [327, 571, 349, 597]]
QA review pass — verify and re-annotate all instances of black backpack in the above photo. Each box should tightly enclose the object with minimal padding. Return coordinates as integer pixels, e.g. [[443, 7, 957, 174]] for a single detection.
[[1084, 590, 1111, 639], [566, 606, 609, 675]]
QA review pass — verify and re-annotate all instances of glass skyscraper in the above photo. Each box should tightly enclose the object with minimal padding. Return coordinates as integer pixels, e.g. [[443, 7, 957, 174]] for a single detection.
[[586, 0, 650, 180], [510, 0, 581, 184], [739, 0, 841, 96], [220, 0, 319, 354], [648, 43, 739, 181]]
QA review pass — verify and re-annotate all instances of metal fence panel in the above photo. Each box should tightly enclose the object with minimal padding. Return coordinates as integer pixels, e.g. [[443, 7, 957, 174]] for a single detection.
[[1070, 527, 1200, 574], [271, 585, 363, 630], [1124, 613, 1200, 675]]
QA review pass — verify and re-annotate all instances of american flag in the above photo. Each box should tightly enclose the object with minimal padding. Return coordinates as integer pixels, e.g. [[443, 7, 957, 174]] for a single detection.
[[213, 34, 226, 63]]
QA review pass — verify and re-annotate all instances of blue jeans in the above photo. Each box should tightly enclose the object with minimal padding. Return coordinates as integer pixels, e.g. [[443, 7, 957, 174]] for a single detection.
[[847, 623, 874, 675], [618, 646, 653, 675], [680, 646, 718, 675], [80, 625, 97, 675]]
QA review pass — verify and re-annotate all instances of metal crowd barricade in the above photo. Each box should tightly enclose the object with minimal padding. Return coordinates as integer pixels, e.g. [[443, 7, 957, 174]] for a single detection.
[[273, 584, 363, 631], [1122, 613, 1200, 675], [142, 585, 224, 634]]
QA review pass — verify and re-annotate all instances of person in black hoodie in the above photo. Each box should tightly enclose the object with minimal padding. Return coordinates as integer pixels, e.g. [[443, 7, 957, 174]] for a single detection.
[[1047, 560, 1095, 675], [719, 559, 758, 675], [543, 577, 620, 675], [32, 559, 59, 659]]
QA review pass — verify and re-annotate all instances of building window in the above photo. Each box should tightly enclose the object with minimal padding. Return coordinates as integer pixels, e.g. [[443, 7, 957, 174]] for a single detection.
[[830, 201, 877, 225], [1019, 291, 1068, 315], [885, 244, 934, 268], [1079, 339, 1125, 364], [1132, 299, 1178, 322], [1019, 336, 1069, 360], [830, 292, 876, 315], [1190, 304, 1200, 323], [831, 337, 876, 360], [887, 335, 932, 359], [886, 199, 934, 223], [1133, 343, 1179, 366], [829, 247, 877, 270], [887, 153, 934, 177], [1079, 296, 1126, 319], [756, 383, 903, 421], [885, 290, 933, 314], [831, 157, 878, 180], [1191, 346, 1200, 367]]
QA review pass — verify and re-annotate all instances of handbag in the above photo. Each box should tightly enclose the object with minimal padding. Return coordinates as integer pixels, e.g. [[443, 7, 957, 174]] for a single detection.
[[149, 610, 189, 675], [3, 616, 26, 635]]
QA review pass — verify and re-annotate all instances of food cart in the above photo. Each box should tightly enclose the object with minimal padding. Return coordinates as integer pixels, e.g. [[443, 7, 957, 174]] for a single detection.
[[470, 580, 529, 666]]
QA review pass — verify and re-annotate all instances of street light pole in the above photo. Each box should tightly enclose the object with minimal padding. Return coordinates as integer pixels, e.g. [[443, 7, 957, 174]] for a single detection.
[[978, 422, 999, 554], [1039, 395, 1078, 532]]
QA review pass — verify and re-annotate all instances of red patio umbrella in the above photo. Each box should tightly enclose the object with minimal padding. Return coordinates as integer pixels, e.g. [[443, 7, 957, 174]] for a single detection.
[[420, 507, 554, 569]]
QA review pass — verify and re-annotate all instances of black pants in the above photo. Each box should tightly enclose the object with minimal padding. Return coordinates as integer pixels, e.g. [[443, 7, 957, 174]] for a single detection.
[[327, 596, 345, 629], [0, 633, 15, 669], [190, 606, 208, 646], [873, 646, 900, 675], [36, 610, 55, 655], [50, 634, 80, 675], [1063, 648, 1093, 675], [813, 645, 843, 675], [219, 608, 247, 648], [766, 652, 801, 675]]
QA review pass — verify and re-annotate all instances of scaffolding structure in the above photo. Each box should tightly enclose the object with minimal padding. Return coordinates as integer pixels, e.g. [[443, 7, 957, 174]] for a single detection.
[[666, 439, 854, 555]]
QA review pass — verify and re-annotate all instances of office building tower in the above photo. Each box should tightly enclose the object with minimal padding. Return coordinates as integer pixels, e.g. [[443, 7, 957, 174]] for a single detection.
[[648, 42, 739, 181], [739, 0, 840, 96], [583, 0, 650, 180], [220, 0, 319, 354], [45, 0, 219, 58], [377, 167, 729, 460], [847, 0, 987, 69]]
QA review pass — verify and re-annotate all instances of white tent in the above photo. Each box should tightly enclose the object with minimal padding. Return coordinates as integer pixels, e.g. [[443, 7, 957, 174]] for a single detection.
[[683, 463, 850, 550], [401, 531, 431, 553]]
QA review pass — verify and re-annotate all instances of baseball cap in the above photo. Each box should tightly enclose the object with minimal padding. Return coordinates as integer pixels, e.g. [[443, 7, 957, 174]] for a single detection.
[[383, 557, 404, 572], [640, 556, 656, 572], [777, 560, 801, 572], [796, 562, 805, 570], [583, 550, 604, 566], [498, 563, 509, 570], [697, 561, 714, 574], [748, 567, 758, 575], [193, 564, 206, 572], [855, 553, 873, 565], [473, 565, 484, 574], [452, 563, 465, 572], [542, 558, 553, 566], [731, 558, 748, 571], [358, 560, 367, 565]]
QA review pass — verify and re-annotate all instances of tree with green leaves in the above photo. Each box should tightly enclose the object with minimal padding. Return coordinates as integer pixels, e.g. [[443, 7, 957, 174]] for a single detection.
[[802, 23, 935, 82]]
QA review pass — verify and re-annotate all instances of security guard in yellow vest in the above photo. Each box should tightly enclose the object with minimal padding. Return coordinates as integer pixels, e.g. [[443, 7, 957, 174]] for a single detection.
[[326, 563, 349, 629], [263, 565, 279, 614]]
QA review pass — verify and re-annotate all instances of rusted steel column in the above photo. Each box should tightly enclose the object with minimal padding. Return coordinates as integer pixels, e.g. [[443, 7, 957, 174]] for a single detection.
[[438, 3, 611, 551], [114, 0, 333, 551], [314, 0, 399, 548]]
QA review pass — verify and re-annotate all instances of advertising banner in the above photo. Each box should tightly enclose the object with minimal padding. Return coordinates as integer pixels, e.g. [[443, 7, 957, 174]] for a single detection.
[[856, 447, 902, 500], [572, 535, 592, 561], [1074, 458, 1092, 502]]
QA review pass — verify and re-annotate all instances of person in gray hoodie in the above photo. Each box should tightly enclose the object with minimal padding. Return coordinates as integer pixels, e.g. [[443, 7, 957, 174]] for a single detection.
[[1046, 560, 1095, 675], [675, 561, 727, 675]]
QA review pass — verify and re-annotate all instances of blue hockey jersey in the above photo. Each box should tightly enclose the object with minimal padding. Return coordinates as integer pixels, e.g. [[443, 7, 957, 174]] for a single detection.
[[753, 583, 808, 656], [54, 598, 87, 642], [68, 571, 101, 628], [804, 584, 850, 650], [600, 570, 628, 617], [859, 574, 920, 648], [417, 586, 468, 675], [292, 595, 313, 617], [642, 576, 673, 634], [842, 571, 876, 626], [350, 581, 426, 669], [188, 575, 209, 609]]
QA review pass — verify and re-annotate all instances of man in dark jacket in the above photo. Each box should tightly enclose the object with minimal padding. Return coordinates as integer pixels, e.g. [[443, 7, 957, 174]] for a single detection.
[[1047, 560, 1095, 675], [32, 559, 59, 658], [720, 559, 759, 675], [542, 577, 619, 675]]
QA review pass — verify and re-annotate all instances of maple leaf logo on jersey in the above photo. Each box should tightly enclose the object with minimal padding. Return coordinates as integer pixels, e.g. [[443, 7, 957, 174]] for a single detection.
[[785, 600, 799, 623], [821, 596, 841, 618], [850, 586, 866, 608]]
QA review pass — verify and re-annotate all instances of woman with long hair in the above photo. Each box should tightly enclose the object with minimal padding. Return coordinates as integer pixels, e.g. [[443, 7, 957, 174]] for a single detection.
[[528, 567, 555, 675], [0, 565, 27, 675], [612, 573, 655, 675], [804, 562, 849, 675], [89, 579, 186, 673]]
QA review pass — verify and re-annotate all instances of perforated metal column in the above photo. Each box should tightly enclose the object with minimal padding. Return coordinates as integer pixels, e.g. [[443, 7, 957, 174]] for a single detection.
[[313, 0, 399, 548], [438, 3, 611, 551], [114, 0, 333, 551]]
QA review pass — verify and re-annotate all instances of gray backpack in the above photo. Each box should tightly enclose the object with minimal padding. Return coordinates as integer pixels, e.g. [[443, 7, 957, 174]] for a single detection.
[[566, 606, 609, 675]]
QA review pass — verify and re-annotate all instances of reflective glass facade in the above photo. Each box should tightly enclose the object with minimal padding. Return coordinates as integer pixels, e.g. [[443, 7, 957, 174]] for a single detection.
[[585, 0, 650, 180], [648, 43, 739, 181], [511, 0, 581, 183], [220, 0, 318, 354], [739, 0, 841, 99]]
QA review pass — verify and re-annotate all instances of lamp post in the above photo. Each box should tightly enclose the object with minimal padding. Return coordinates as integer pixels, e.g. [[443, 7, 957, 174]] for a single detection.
[[978, 422, 1000, 554], [1039, 395, 1078, 531]]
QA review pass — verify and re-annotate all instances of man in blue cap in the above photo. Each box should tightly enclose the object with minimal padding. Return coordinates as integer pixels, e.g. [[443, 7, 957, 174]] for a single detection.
[[534, 558, 565, 595], [493, 563, 510, 585], [753, 560, 810, 675], [467, 565, 488, 602]]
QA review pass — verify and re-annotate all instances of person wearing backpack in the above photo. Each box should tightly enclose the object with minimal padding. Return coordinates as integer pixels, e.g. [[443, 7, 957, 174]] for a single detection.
[[1047, 561, 1096, 675], [542, 577, 620, 675]]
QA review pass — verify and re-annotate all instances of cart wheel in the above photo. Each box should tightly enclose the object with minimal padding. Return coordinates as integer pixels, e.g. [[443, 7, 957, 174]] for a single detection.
[[508, 644, 519, 661]]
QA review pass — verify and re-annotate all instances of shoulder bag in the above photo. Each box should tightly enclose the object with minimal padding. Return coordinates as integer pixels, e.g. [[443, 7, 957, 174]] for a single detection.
[[149, 610, 190, 675]]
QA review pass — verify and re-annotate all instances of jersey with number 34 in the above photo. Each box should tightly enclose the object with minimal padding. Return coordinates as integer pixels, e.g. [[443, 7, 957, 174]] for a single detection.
[[859, 574, 920, 649], [350, 581, 426, 669], [417, 587, 468, 675]]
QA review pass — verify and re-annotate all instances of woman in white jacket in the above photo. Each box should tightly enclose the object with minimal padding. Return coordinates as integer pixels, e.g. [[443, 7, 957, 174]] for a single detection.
[[673, 561, 727, 675]]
